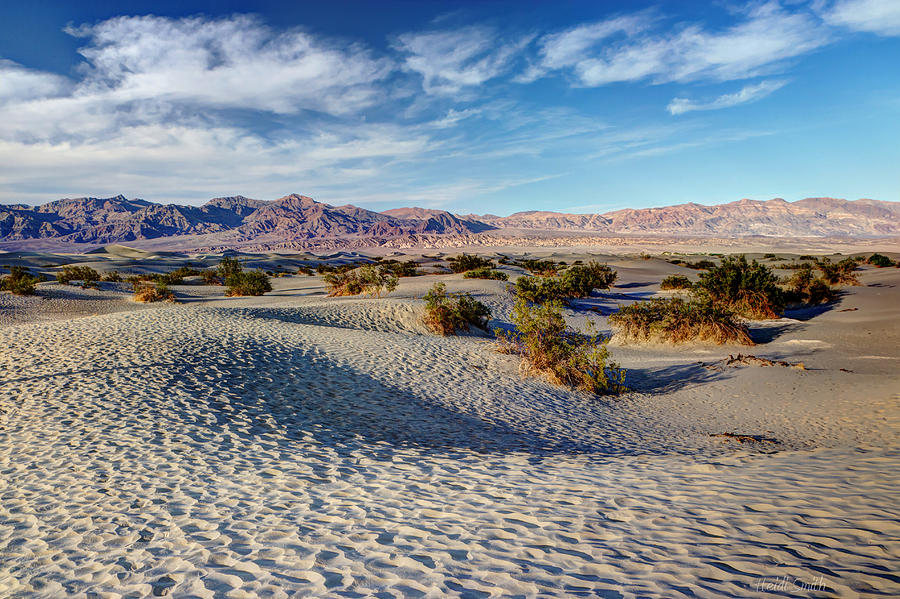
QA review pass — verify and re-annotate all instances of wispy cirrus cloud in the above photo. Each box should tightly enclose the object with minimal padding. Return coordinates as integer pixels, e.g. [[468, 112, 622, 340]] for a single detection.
[[393, 26, 531, 94], [823, 0, 900, 36], [529, 2, 828, 86], [667, 79, 788, 115]]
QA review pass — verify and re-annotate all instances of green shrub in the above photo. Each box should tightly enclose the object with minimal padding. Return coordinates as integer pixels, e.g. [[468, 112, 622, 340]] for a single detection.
[[684, 259, 716, 270], [380, 259, 420, 277], [799, 254, 818, 261], [423, 282, 491, 335], [225, 270, 273, 297], [496, 299, 626, 394], [693, 255, 784, 319], [816, 257, 860, 286], [783, 265, 836, 305], [448, 254, 495, 273], [517, 259, 559, 276], [102, 270, 122, 282], [324, 265, 398, 297], [609, 297, 753, 345], [867, 253, 895, 268], [660, 275, 693, 290], [316, 260, 371, 275], [57, 265, 100, 288], [201, 270, 222, 285], [513, 261, 616, 303], [134, 281, 175, 303], [0, 266, 40, 295], [151, 266, 202, 285], [217, 256, 243, 280], [464, 267, 509, 281], [559, 262, 617, 297]]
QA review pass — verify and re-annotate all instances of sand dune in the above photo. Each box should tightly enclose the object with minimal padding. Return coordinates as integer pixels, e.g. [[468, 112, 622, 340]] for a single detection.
[[1, 251, 898, 597]]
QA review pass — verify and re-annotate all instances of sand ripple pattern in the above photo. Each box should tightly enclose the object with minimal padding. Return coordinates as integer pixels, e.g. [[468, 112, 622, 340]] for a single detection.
[[1, 306, 898, 598]]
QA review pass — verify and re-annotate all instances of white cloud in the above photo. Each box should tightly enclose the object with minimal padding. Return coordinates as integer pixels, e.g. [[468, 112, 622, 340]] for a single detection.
[[394, 26, 530, 94], [824, 0, 900, 35], [65, 15, 391, 116], [519, 14, 650, 82], [0, 60, 70, 103], [667, 80, 788, 115], [531, 2, 828, 86], [0, 122, 433, 204]]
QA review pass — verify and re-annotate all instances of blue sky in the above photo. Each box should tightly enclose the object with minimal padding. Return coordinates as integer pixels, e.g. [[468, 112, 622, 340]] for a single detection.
[[0, 0, 898, 214]]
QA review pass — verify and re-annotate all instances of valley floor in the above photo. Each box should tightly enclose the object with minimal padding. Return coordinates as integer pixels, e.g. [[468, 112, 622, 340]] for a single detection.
[[1, 251, 898, 598]]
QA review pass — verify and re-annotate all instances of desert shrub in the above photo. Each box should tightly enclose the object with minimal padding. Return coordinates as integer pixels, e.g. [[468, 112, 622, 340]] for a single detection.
[[151, 266, 202, 285], [380, 259, 420, 277], [799, 254, 818, 261], [816, 257, 860, 286], [448, 254, 495, 273], [0, 266, 40, 295], [133, 282, 175, 303], [102, 270, 122, 282], [660, 275, 693, 290], [560, 262, 616, 296], [324, 265, 398, 297], [217, 256, 243, 280], [225, 270, 272, 297], [517, 259, 559, 276], [464, 267, 509, 281], [201, 270, 222, 285], [693, 255, 784, 319], [297, 265, 314, 276], [57, 265, 100, 288], [496, 299, 626, 394], [763, 253, 777, 259], [422, 282, 491, 335], [513, 276, 567, 303], [867, 253, 895, 268], [783, 265, 836, 305], [316, 260, 371, 275], [609, 297, 753, 345], [683, 259, 716, 270], [513, 261, 616, 303]]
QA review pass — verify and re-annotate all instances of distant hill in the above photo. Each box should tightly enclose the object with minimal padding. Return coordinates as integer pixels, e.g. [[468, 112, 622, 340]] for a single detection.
[[2, 194, 898, 250]]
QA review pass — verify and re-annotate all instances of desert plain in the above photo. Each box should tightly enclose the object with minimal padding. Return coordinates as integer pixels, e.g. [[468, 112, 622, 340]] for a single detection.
[[1, 243, 898, 598]]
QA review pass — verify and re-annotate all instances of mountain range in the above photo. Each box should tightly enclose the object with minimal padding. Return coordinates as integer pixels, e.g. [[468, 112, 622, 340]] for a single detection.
[[2, 194, 898, 250]]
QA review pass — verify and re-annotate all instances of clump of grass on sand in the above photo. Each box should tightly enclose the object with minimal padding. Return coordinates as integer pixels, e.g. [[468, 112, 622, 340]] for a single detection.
[[448, 254, 495, 273], [423, 282, 491, 335], [660, 274, 693, 290], [133, 281, 175, 303], [324, 265, 398, 297], [866, 253, 896, 268], [816, 256, 861, 286], [513, 261, 616, 303], [1, 266, 42, 295], [464, 267, 508, 281], [609, 297, 753, 345], [497, 298, 626, 394], [693, 255, 784, 319], [57, 265, 101, 289]]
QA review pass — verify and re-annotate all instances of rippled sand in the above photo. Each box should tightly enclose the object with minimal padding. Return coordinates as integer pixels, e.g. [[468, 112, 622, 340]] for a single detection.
[[1, 258, 898, 598]]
